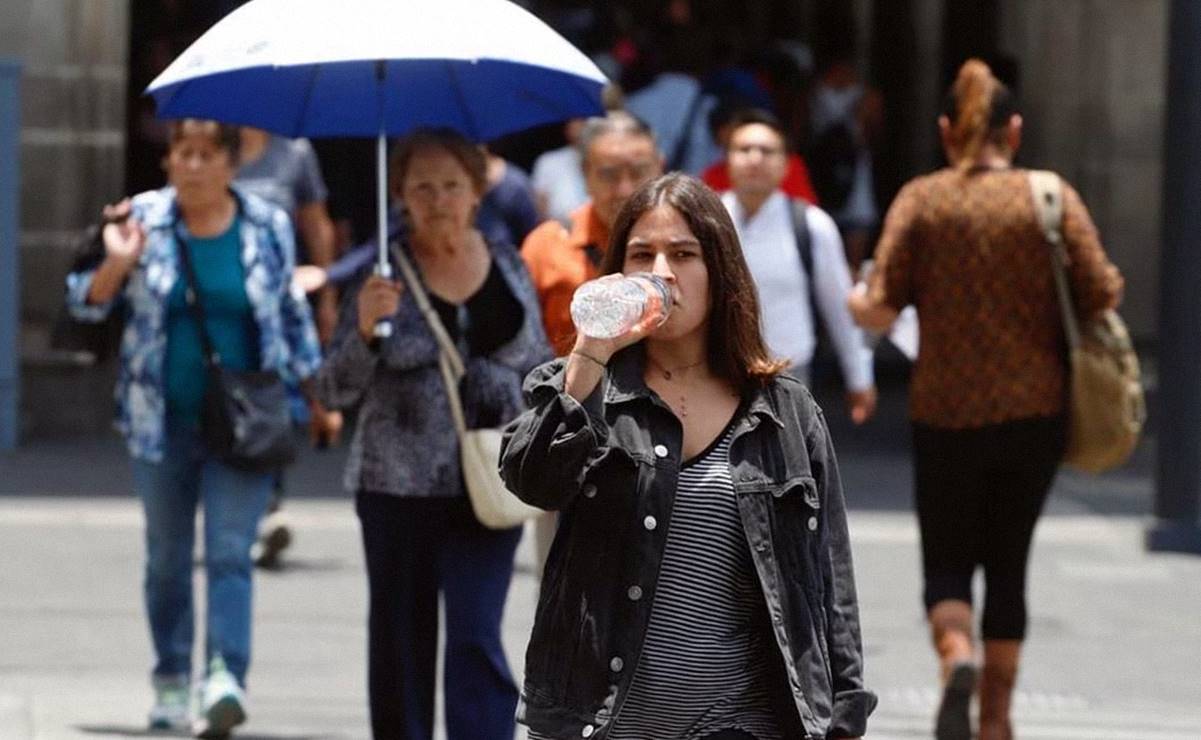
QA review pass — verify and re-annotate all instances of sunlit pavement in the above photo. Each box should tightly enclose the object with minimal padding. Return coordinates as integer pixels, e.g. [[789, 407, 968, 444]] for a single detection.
[[2, 376, 1198, 738]]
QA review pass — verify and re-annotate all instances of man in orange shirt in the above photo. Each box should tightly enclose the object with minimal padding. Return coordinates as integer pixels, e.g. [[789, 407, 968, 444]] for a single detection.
[[522, 112, 664, 355]]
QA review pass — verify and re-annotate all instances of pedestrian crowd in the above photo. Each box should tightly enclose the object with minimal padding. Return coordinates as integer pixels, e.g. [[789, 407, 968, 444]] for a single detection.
[[62, 6, 1127, 739]]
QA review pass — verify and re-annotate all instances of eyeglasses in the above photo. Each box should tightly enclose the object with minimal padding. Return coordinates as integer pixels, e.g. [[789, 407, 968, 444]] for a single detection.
[[591, 161, 658, 186], [729, 144, 785, 158]]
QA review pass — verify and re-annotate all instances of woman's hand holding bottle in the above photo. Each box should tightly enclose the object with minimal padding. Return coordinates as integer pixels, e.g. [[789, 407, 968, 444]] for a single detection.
[[564, 273, 671, 401]]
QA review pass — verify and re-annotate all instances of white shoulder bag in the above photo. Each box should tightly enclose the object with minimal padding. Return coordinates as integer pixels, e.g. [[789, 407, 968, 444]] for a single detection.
[[392, 246, 542, 529]]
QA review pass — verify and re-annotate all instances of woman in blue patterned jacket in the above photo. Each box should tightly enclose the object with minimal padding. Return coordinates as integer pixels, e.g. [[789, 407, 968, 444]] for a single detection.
[[316, 128, 550, 740], [67, 119, 326, 737]]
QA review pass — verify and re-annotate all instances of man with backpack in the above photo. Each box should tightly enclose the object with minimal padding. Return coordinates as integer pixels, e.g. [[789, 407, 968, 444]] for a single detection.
[[721, 109, 877, 424]]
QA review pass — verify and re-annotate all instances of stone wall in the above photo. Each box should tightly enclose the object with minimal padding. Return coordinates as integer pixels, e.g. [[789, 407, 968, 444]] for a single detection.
[[0, 0, 128, 437], [998, 0, 1165, 338]]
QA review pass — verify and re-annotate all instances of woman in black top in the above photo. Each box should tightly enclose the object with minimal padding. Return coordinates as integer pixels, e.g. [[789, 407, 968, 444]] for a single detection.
[[317, 128, 549, 740], [501, 174, 874, 740]]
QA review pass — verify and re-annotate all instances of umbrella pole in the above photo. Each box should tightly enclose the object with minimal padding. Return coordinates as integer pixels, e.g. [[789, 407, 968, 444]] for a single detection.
[[373, 127, 393, 338], [376, 128, 390, 278]]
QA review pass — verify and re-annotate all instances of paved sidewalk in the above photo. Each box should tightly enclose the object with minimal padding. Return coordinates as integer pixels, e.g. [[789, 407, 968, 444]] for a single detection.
[[0, 494, 1198, 739], [1, 377, 1198, 738]]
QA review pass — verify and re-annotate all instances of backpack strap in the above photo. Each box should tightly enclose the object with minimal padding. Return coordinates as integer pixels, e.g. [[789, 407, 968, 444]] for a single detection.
[[1028, 170, 1081, 350], [790, 197, 829, 349], [789, 198, 814, 285]]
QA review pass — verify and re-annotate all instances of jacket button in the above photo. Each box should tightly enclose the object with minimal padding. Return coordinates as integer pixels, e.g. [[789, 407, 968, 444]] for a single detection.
[[582, 483, 597, 499], [582, 725, 595, 738], [653, 444, 668, 458], [627, 585, 643, 601], [643, 515, 657, 531], [808, 516, 818, 531], [609, 656, 624, 672]]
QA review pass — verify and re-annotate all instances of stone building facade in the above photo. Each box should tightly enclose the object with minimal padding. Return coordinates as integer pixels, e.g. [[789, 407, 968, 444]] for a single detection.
[[2, 0, 128, 439]]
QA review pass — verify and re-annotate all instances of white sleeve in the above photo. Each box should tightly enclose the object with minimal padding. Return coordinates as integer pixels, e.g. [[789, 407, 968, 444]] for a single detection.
[[530, 151, 553, 193], [806, 206, 875, 391]]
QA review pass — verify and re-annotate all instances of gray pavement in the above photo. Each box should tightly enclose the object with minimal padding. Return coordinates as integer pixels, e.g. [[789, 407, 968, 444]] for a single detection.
[[1, 378, 1199, 739]]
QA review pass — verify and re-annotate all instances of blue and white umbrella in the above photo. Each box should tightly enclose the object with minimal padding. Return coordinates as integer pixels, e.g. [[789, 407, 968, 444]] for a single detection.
[[146, 0, 607, 281]]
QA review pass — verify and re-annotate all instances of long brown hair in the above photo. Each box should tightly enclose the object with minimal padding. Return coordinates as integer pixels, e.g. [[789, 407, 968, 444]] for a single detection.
[[602, 173, 787, 389], [943, 59, 1016, 170]]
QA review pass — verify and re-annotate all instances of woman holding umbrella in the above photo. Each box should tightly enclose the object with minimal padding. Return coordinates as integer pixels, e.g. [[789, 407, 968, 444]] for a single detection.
[[66, 118, 326, 736], [316, 128, 550, 739]]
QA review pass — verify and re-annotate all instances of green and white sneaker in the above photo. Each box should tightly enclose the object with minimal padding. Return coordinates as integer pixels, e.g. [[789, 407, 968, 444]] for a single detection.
[[148, 674, 191, 731], [193, 656, 246, 739]]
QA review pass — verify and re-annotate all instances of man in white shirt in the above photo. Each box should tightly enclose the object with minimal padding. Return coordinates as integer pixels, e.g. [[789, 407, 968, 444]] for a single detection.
[[721, 109, 877, 423]]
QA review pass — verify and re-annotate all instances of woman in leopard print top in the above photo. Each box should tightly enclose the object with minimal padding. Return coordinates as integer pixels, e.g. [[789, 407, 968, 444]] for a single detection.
[[850, 59, 1122, 740]]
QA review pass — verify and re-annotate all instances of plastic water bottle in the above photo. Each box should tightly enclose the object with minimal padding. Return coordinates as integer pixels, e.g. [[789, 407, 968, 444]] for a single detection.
[[570, 273, 672, 339]]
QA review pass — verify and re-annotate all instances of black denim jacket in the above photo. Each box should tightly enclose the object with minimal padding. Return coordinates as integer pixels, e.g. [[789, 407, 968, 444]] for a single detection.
[[499, 348, 877, 739]]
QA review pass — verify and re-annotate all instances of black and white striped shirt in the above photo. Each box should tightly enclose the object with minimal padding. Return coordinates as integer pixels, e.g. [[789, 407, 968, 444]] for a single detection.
[[605, 424, 783, 740]]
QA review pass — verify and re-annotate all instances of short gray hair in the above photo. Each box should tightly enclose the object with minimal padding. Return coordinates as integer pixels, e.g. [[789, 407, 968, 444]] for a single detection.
[[577, 111, 658, 167]]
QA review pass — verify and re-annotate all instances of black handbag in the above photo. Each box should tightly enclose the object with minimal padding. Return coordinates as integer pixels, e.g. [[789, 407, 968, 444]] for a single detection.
[[50, 223, 126, 363], [176, 236, 296, 473]]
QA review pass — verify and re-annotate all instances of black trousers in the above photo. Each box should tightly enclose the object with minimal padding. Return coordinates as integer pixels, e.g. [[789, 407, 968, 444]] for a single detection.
[[357, 492, 523, 740], [912, 415, 1066, 640]]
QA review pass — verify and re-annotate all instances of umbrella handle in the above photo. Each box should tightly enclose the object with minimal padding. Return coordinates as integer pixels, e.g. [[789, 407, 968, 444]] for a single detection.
[[372, 261, 394, 338]]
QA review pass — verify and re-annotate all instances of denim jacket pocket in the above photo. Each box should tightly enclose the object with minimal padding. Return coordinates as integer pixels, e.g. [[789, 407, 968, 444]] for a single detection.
[[769, 475, 820, 509], [768, 475, 825, 597], [781, 476, 822, 533], [781, 478, 835, 695]]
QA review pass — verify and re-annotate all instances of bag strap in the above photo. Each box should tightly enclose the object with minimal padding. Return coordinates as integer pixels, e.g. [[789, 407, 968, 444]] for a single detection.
[[173, 227, 222, 368], [390, 244, 467, 377], [789, 199, 814, 284], [389, 244, 471, 438], [1028, 170, 1081, 351], [789, 198, 827, 339]]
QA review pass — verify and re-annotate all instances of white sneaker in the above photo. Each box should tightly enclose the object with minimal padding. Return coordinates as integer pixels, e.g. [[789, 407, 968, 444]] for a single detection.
[[148, 675, 191, 730], [193, 656, 246, 738]]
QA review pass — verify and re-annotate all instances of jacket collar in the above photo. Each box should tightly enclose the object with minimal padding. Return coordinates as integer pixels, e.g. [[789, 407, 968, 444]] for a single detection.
[[603, 343, 786, 429], [745, 382, 786, 429], [603, 345, 653, 406], [142, 183, 273, 231]]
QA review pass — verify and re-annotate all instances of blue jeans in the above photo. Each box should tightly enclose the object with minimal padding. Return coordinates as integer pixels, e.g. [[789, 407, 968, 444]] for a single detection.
[[357, 492, 522, 740], [131, 420, 273, 686]]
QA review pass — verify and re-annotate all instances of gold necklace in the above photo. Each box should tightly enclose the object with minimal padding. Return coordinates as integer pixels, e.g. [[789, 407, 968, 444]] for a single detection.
[[647, 356, 705, 418], [646, 355, 706, 381]]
